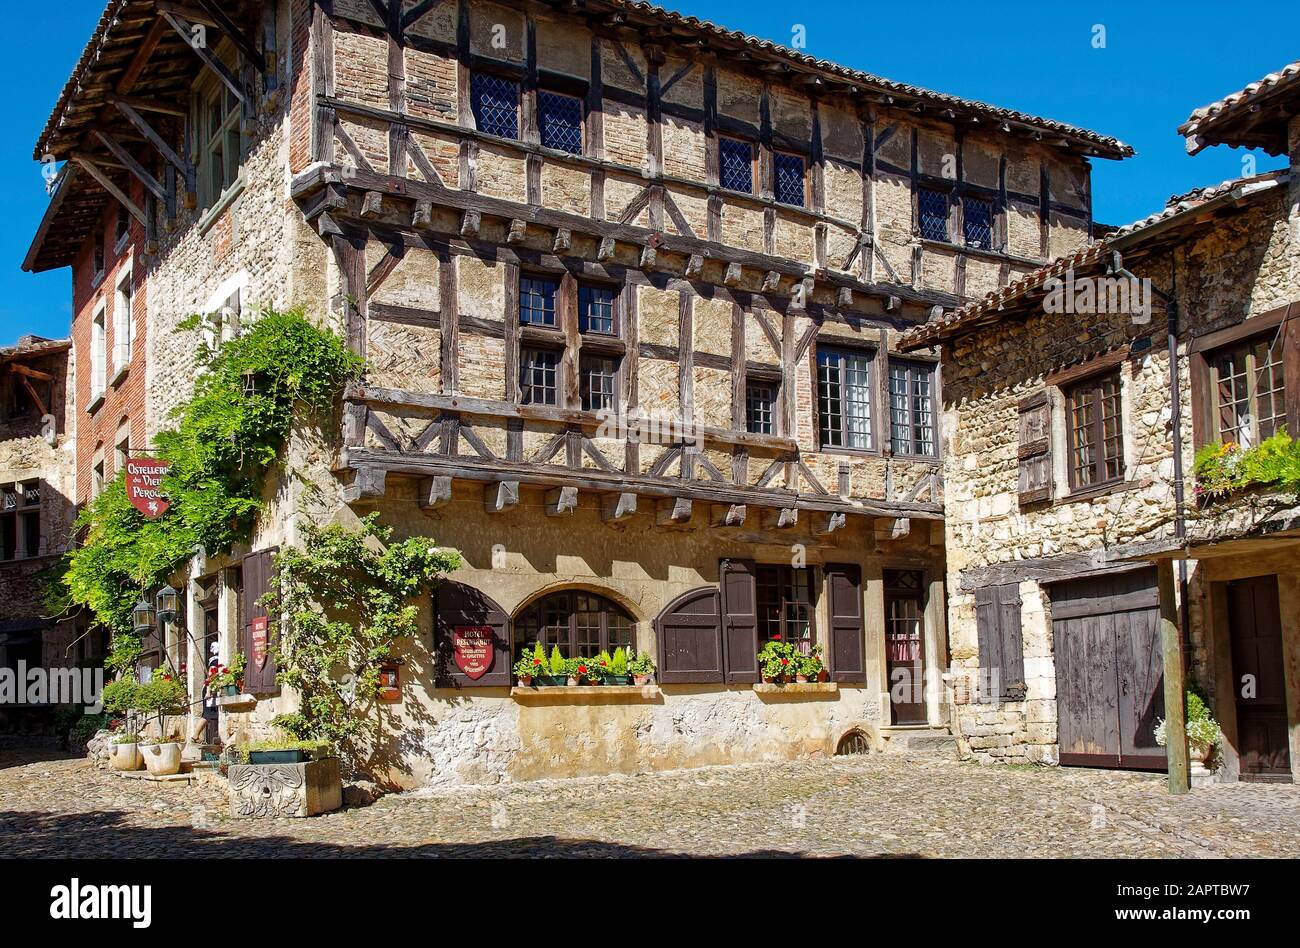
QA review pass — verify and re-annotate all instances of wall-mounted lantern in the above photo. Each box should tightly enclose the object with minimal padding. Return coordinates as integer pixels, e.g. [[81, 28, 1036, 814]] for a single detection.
[[155, 584, 180, 622], [132, 596, 156, 634]]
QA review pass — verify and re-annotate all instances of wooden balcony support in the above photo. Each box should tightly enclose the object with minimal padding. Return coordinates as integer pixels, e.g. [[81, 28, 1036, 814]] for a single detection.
[[485, 480, 520, 513], [601, 492, 638, 523]]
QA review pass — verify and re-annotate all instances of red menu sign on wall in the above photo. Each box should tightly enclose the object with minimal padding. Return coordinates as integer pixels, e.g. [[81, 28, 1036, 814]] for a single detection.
[[250, 616, 270, 670], [453, 625, 495, 680], [125, 458, 171, 518]]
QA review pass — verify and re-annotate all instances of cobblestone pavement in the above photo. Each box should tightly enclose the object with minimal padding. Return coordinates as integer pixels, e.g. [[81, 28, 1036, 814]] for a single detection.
[[1, 747, 1297, 858]]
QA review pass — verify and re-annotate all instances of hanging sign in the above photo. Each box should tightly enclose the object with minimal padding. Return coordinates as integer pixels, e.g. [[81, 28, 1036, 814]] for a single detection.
[[453, 625, 495, 680], [251, 615, 270, 670], [125, 458, 171, 518]]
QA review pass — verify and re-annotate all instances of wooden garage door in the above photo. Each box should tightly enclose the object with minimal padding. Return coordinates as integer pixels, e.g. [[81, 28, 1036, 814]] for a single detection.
[[1051, 568, 1167, 771]]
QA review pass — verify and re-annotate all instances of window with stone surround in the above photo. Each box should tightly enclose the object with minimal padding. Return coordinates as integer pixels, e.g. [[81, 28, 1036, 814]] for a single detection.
[[471, 72, 519, 140], [539, 89, 583, 154], [817, 348, 875, 451], [888, 360, 936, 458], [90, 302, 107, 403], [514, 590, 635, 661], [112, 264, 134, 376], [193, 50, 246, 213], [1066, 371, 1124, 490]]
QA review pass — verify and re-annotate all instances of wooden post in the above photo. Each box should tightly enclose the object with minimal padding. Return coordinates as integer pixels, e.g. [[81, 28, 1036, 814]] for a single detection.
[[1158, 558, 1190, 795]]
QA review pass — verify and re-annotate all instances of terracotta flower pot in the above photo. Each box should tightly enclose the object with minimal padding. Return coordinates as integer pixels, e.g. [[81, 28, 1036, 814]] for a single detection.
[[566, 676, 579, 687], [109, 742, 142, 772], [817, 669, 829, 683], [517, 675, 533, 687], [633, 674, 650, 686], [141, 742, 182, 777], [795, 674, 809, 684]]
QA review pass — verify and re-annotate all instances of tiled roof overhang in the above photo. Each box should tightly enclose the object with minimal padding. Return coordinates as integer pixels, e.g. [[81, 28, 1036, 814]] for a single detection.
[[1179, 60, 1300, 156], [898, 172, 1288, 351]]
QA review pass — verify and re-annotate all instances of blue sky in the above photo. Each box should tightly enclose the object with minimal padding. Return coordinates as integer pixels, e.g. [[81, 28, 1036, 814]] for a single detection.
[[3, 0, 1298, 347]]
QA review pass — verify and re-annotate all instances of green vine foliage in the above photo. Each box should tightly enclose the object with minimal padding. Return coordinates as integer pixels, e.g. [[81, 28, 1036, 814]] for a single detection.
[[265, 514, 461, 766], [51, 308, 364, 673], [1193, 431, 1300, 501]]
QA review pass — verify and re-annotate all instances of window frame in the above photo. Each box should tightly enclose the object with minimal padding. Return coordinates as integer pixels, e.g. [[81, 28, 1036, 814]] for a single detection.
[[519, 345, 561, 407], [579, 353, 619, 414], [577, 282, 617, 336], [745, 378, 779, 435], [755, 564, 817, 653], [112, 263, 134, 378], [519, 274, 560, 328], [816, 346, 877, 454], [1065, 370, 1125, 492], [719, 135, 756, 195], [888, 359, 938, 459], [537, 88, 584, 155], [90, 301, 107, 405], [773, 150, 807, 208], [1208, 335, 1287, 449], [1, 480, 42, 561], [961, 195, 995, 251], [470, 70, 521, 142], [513, 589, 637, 661], [192, 47, 247, 213], [916, 186, 951, 243]]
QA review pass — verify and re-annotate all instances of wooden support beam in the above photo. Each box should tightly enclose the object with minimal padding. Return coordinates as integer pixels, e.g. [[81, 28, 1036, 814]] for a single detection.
[[724, 262, 743, 286], [710, 503, 746, 527], [761, 270, 781, 293], [341, 467, 386, 504], [553, 228, 572, 253], [19, 378, 48, 418], [639, 245, 657, 270], [194, 0, 268, 73], [685, 254, 704, 279], [8, 363, 55, 383], [160, 10, 246, 104], [112, 99, 195, 195], [601, 492, 637, 523], [655, 496, 693, 526], [412, 200, 433, 228], [597, 236, 616, 261], [485, 480, 519, 513], [763, 507, 798, 529], [418, 475, 453, 510], [360, 190, 384, 218], [460, 209, 481, 237], [507, 218, 527, 243], [545, 486, 579, 516], [91, 130, 167, 202], [71, 154, 147, 226], [1158, 559, 1190, 795], [813, 512, 846, 536]]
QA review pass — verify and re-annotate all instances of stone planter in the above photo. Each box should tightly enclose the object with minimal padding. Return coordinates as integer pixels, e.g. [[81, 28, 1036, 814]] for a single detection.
[[229, 757, 343, 818], [1189, 740, 1216, 775], [141, 742, 182, 776], [108, 742, 142, 772]]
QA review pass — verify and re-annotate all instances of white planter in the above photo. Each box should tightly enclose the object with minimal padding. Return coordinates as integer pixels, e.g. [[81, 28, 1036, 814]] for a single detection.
[[109, 742, 142, 772], [141, 742, 183, 776]]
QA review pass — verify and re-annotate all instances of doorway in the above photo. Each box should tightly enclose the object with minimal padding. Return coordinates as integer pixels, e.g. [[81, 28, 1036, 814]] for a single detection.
[[1227, 575, 1292, 781], [885, 570, 927, 725]]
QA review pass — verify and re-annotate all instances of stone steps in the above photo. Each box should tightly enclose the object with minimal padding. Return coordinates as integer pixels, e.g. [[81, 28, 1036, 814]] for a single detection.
[[882, 726, 960, 756]]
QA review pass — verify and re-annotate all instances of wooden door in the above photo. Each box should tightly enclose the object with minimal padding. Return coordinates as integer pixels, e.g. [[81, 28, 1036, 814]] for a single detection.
[[1052, 568, 1166, 770], [885, 570, 926, 725], [1228, 575, 1292, 781], [656, 587, 723, 684]]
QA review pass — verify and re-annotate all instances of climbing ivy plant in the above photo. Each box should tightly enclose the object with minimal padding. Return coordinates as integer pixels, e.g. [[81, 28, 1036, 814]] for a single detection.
[[263, 515, 461, 768], [50, 307, 364, 673]]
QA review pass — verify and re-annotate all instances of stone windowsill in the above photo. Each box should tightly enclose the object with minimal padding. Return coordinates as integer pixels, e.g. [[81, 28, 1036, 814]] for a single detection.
[[215, 692, 258, 712], [197, 176, 247, 237], [511, 685, 662, 702], [1058, 478, 1149, 505], [753, 682, 839, 695]]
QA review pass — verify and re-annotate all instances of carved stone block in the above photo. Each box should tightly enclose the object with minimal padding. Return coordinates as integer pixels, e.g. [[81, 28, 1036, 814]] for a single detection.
[[228, 758, 343, 819]]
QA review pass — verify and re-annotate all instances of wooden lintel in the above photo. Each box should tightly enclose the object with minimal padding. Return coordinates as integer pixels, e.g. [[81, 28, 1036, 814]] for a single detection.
[[485, 480, 520, 513], [601, 492, 637, 523], [418, 475, 453, 510], [545, 486, 579, 516], [655, 496, 693, 526]]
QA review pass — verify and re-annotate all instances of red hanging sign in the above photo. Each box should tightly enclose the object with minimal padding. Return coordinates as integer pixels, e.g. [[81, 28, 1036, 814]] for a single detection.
[[453, 625, 495, 680], [125, 458, 171, 518], [251, 615, 270, 670]]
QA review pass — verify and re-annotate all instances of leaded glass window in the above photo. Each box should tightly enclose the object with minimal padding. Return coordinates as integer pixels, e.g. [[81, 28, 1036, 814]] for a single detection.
[[471, 73, 519, 140], [539, 90, 583, 154]]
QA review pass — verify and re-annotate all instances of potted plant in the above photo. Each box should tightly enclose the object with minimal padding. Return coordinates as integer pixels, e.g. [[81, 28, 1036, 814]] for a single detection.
[[797, 646, 827, 684], [582, 658, 604, 686], [513, 653, 539, 687], [604, 647, 632, 685], [135, 674, 188, 776], [108, 732, 143, 772], [1155, 689, 1222, 773], [206, 654, 247, 697], [757, 637, 797, 683], [245, 739, 334, 765], [566, 658, 584, 687], [628, 651, 656, 686], [810, 644, 830, 682], [536, 644, 567, 687]]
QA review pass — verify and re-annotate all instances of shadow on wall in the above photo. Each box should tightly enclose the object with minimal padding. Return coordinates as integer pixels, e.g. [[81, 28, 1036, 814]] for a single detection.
[[0, 807, 919, 859]]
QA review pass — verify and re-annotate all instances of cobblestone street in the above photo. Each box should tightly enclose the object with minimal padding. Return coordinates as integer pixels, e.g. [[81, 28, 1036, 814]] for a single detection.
[[1, 748, 1297, 858]]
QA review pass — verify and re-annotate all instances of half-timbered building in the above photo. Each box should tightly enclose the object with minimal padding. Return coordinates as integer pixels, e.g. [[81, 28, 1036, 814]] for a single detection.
[[24, 0, 1127, 785]]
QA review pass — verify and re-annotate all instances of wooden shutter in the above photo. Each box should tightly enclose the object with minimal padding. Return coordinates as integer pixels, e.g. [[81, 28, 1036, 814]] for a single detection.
[[720, 558, 759, 683], [825, 563, 866, 683], [1017, 392, 1053, 505], [241, 548, 280, 696], [656, 587, 723, 684], [434, 581, 512, 688], [974, 582, 1025, 702]]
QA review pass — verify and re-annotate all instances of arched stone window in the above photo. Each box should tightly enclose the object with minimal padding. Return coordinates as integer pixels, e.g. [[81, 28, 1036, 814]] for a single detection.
[[514, 590, 635, 659]]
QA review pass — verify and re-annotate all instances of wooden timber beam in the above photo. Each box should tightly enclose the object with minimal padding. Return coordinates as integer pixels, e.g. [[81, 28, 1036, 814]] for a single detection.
[[71, 154, 147, 226], [710, 503, 746, 527], [91, 131, 167, 203], [655, 497, 693, 526], [545, 486, 579, 516], [8, 363, 54, 383], [485, 480, 520, 513], [112, 99, 197, 200], [341, 467, 387, 504], [18, 378, 48, 418], [160, 10, 246, 105], [194, 0, 268, 73], [115, 17, 171, 96], [418, 475, 453, 510], [601, 492, 637, 523]]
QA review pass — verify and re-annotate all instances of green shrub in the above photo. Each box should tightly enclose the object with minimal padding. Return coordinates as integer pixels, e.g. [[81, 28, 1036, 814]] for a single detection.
[[101, 678, 139, 715], [610, 647, 628, 676], [549, 645, 566, 677]]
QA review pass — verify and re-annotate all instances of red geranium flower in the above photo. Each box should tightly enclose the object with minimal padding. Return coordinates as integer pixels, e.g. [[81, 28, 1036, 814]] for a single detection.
[[578, 665, 588, 675], [772, 634, 782, 641], [600, 660, 608, 666], [780, 658, 789, 665], [533, 658, 543, 666]]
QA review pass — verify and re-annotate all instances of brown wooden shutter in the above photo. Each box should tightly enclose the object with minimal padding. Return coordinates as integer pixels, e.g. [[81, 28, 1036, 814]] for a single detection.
[[975, 582, 1025, 702], [1017, 392, 1053, 505], [825, 563, 866, 683], [656, 587, 724, 684], [241, 548, 280, 696], [720, 558, 759, 683], [434, 581, 512, 688]]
